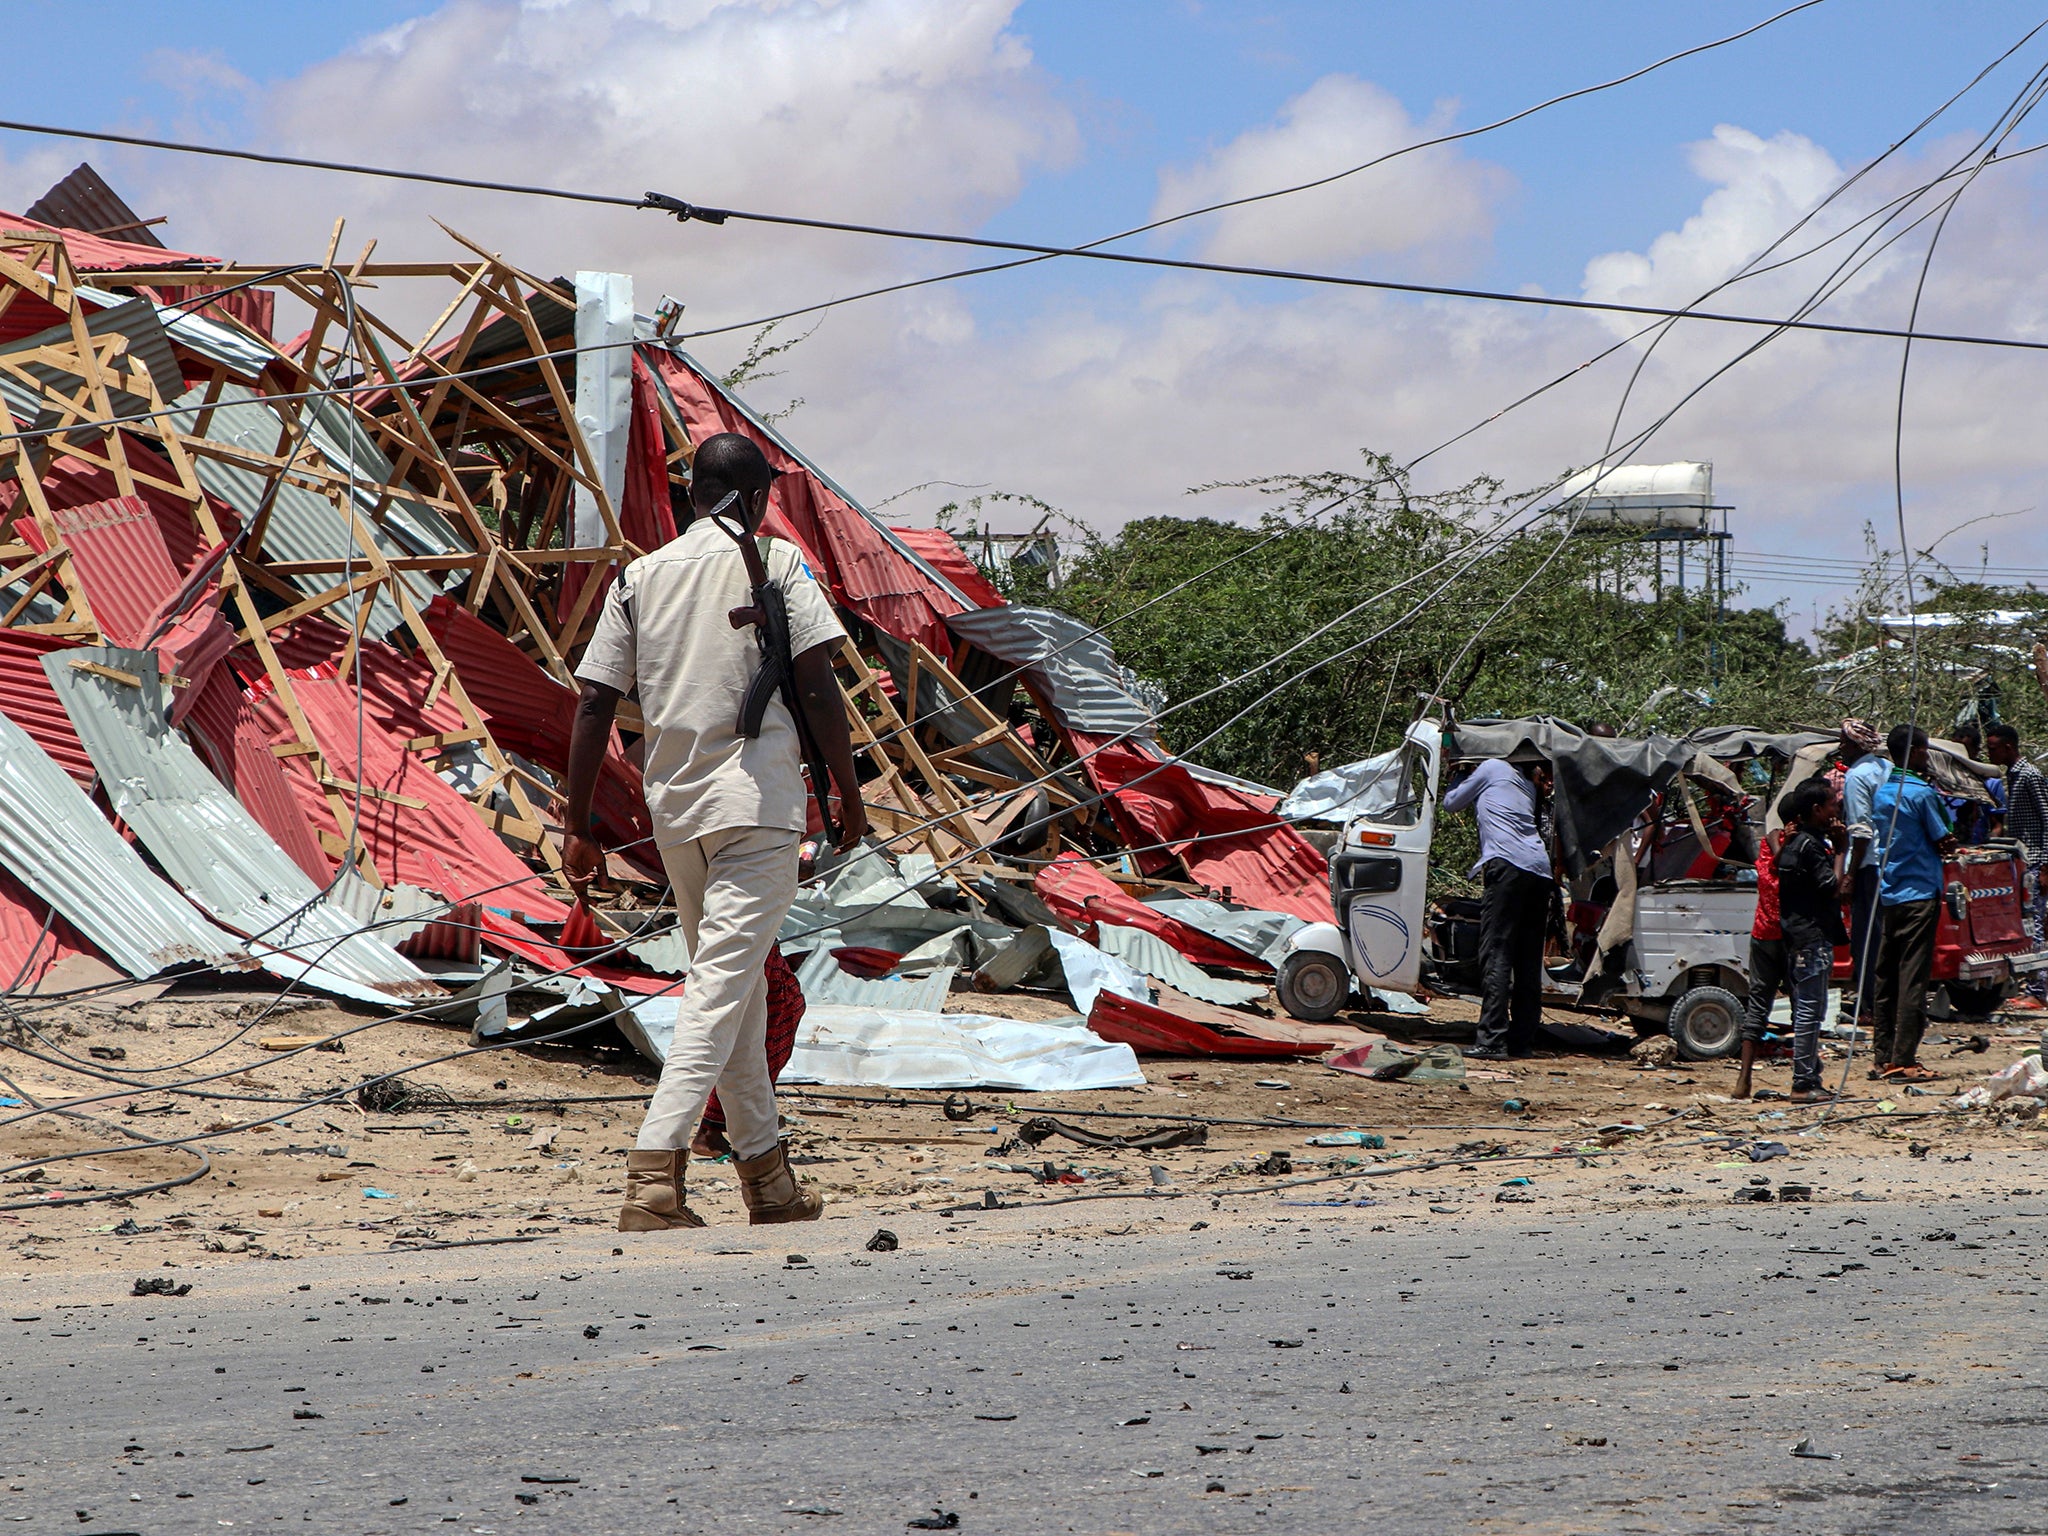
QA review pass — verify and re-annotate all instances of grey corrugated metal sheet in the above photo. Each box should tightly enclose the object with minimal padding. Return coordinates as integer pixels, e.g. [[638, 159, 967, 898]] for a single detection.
[[46, 646, 445, 1005], [944, 605, 1158, 739], [1141, 895, 1301, 967], [25, 163, 166, 247], [0, 298, 184, 428], [72, 284, 271, 382], [0, 703, 250, 980], [793, 943, 957, 1011], [1095, 921, 1268, 1007], [167, 382, 464, 637], [325, 870, 439, 948]]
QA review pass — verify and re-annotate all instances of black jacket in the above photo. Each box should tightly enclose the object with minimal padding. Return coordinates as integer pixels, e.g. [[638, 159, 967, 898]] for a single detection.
[[1776, 828, 1848, 950]]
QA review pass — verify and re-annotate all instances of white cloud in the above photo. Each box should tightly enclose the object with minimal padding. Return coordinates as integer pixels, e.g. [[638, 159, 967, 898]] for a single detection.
[[11, 6, 2048, 623], [1583, 125, 1844, 313], [1149, 74, 1504, 271], [120, 0, 1077, 331]]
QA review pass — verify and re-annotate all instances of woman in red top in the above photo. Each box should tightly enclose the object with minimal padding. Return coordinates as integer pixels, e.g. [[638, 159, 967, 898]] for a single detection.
[[1732, 819, 1785, 1100]]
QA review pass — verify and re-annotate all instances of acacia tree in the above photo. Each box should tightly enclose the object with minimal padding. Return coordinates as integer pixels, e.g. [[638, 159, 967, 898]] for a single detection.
[[1034, 454, 1824, 787]]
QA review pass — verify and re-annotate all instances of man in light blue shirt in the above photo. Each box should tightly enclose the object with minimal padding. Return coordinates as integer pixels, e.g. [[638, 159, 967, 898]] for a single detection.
[[1837, 720, 1889, 1023], [1443, 755, 1555, 1060], [1869, 723, 1957, 1082]]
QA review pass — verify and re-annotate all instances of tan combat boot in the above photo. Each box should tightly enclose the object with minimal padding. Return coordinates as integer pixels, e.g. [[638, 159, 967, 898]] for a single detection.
[[735, 1140, 823, 1225], [618, 1149, 705, 1231]]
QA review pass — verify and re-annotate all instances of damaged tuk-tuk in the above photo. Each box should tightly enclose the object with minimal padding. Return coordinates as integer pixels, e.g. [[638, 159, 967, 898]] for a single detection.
[[1277, 718, 2048, 1059]]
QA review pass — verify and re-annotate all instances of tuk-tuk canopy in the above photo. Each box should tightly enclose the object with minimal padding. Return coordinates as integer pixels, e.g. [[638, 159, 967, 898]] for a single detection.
[[1446, 717, 1697, 876]]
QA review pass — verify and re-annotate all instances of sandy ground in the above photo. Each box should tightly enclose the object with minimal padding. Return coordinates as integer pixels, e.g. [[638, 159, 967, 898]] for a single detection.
[[3, 976, 2044, 1280]]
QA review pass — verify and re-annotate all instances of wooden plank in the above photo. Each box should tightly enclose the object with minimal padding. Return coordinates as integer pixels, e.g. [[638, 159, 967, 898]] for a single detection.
[[319, 775, 428, 811]]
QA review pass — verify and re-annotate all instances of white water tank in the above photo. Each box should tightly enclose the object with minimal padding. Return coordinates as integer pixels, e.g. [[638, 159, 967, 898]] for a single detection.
[[1551, 461, 1713, 531]]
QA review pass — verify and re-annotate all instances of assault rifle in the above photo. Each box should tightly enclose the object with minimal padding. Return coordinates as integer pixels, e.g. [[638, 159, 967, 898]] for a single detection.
[[705, 491, 838, 844]]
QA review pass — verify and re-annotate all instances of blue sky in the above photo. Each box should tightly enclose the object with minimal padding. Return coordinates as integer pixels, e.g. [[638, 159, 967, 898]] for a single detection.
[[7, 0, 2048, 626], [14, 0, 2042, 292]]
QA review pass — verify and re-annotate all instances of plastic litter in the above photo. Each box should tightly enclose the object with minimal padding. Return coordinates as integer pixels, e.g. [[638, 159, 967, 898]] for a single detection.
[[1951, 1054, 2048, 1109], [1304, 1130, 1386, 1148], [1326, 1041, 1466, 1083], [1789, 1435, 1840, 1460]]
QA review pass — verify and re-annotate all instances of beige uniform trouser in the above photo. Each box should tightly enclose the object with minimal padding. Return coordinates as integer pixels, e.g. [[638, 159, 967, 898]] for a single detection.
[[634, 825, 800, 1157]]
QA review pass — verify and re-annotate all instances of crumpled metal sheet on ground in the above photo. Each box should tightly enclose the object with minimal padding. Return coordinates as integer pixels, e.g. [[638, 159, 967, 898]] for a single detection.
[[1085, 990, 1325, 1060], [0, 705, 250, 979], [779, 1003, 1145, 1092], [1046, 927, 1152, 1018], [1139, 894, 1306, 969], [1094, 922, 1269, 1008], [46, 646, 444, 1005], [793, 943, 957, 1012], [1034, 854, 1265, 969]]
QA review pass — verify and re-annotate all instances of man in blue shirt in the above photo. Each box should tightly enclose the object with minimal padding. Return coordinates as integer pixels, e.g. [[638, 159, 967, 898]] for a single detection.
[[1443, 754, 1555, 1060], [1869, 723, 1958, 1082], [1836, 719, 1889, 1026]]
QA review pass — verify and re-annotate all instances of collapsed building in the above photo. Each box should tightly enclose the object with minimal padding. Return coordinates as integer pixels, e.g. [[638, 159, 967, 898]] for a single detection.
[[0, 168, 1348, 1069]]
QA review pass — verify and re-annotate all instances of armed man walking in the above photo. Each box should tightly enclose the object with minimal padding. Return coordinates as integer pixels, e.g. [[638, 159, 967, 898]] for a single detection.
[[561, 433, 867, 1231]]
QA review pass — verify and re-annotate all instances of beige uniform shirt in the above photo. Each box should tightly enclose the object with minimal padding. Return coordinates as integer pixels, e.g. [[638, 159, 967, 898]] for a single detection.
[[576, 519, 845, 849]]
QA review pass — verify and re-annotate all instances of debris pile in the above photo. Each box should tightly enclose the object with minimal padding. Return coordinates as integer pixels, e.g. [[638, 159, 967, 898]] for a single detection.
[[0, 169, 1339, 1068]]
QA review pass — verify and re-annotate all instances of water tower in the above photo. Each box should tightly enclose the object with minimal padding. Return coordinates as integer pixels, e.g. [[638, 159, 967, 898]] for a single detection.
[[1551, 459, 1730, 606]]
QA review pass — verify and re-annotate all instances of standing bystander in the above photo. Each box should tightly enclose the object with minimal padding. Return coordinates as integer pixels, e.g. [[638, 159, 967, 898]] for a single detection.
[[1443, 755, 1556, 1061], [1986, 723, 2048, 1012], [1835, 719, 1888, 1027], [1869, 724, 1958, 1082], [1741, 780, 1849, 1100]]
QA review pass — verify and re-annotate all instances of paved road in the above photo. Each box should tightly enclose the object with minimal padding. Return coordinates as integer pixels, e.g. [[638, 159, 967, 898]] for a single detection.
[[8, 1191, 2046, 1534]]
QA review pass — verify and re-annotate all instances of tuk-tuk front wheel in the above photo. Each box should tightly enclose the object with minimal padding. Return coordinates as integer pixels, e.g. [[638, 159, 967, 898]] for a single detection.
[[1944, 979, 2005, 1021], [1278, 951, 1350, 1022], [1669, 985, 1744, 1061]]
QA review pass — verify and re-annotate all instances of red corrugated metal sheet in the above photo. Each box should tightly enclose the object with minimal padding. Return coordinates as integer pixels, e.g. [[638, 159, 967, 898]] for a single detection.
[[0, 208, 214, 272], [245, 639, 566, 924], [0, 631, 95, 790], [181, 668, 332, 886], [1086, 990, 1323, 1058], [20, 496, 176, 645], [419, 596, 653, 858], [1033, 852, 1267, 969], [0, 865, 92, 992], [11, 434, 238, 575], [473, 905, 671, 995], [14, 496, 235, 718], [0, 286, 69, 346], [890, 526, 1005, 609], [1065, 731, 1335, 925], [644, 348, 966, 655]]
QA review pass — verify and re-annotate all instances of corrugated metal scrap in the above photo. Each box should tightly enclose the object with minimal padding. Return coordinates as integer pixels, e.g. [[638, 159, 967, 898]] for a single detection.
[[45, 645, 445, 1004]]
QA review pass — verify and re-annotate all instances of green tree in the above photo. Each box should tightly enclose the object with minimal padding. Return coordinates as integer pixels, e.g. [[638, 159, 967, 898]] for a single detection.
[[1038, 455, 1824, 788]]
